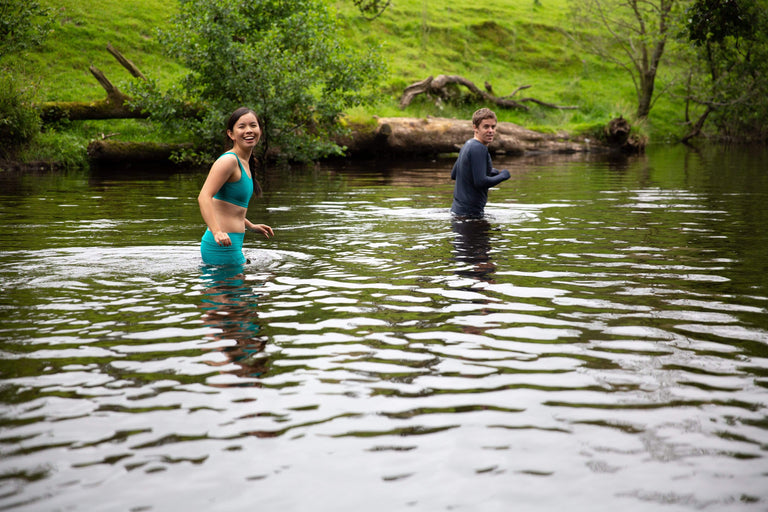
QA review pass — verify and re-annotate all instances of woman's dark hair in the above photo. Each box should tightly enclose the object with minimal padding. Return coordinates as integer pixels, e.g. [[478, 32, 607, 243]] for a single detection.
[[225, 107, 263, 197], [226, 107, 259, 135]]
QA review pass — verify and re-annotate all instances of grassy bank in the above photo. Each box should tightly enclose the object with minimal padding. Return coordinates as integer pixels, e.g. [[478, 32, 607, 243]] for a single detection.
[[12, 0, 686, 165]]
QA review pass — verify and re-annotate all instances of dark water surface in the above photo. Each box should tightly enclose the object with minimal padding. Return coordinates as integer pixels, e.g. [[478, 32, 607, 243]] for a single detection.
[[1, 145, 767, 511]]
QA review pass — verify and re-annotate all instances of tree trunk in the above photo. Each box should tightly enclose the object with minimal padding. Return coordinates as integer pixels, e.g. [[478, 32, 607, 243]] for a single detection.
[[39, 58, 146, 122], [605, 116, 630, 146], [637, 71, 655, 119], [604, 116, 644, 154], [682, 105, 714, 143]]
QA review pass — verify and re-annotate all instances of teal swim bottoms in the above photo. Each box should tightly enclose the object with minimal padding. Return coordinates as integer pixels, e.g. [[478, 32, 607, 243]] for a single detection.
[[201, 229, 246, 266]]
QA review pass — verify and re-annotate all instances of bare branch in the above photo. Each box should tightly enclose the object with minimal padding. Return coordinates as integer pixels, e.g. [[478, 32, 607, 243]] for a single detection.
[[399, 75, 577, 111], [106, 43, 147, 80]]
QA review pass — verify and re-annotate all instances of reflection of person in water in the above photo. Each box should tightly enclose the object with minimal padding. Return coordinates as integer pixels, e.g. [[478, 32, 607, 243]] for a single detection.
[[199, 265, 269, 382], [450, 108, 511, 219], [452, 217, 496, 283]]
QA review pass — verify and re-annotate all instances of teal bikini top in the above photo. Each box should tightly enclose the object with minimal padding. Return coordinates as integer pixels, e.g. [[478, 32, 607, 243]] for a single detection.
[[213, 152, 253, 208]]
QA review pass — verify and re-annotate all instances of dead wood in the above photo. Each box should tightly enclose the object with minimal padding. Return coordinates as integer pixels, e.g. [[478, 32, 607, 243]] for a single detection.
[[87, 140, 192, 163], [39, 44, 158, 123], [106, 42, 146, 80], [604, 116, 630, 146], [399, 75, 578, 111], [338, 116, 588, 157], [40, 99, 145, 123], [86, 116, 641, 164], [604, 116, 645, 154]]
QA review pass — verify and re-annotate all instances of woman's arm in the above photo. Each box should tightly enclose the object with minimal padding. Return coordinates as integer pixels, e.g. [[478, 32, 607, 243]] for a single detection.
[[198, 157, 236, 246]]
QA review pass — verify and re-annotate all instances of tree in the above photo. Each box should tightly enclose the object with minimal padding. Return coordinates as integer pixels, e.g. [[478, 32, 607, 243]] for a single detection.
[[133, 0, 383, 163], [570, 0, 688, 119], [681, 0, 768, 141]]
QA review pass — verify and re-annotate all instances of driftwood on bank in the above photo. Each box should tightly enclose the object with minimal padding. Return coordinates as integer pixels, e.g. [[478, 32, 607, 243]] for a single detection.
[[39, 44, 202, 123], [399, 75, 578, 111], [86, 116, 642, 165], [87, 139, 193, 163], [339, 116, 588, 157], [39, 44, 147, 123], [39, 67, 146, 123]]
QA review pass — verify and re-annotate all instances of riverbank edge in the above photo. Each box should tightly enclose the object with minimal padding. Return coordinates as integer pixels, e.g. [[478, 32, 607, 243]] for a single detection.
[[1, 116, 640, 172]]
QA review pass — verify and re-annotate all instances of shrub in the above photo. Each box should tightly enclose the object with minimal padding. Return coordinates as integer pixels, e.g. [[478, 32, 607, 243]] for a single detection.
[[0, 74, 41, 158]]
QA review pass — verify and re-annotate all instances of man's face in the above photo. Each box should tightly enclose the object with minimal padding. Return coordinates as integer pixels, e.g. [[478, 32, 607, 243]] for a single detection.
[[474, 118, 497, 146]]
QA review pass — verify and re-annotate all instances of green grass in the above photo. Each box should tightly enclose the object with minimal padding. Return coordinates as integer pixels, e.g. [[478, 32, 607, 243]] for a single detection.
[[9, 0, 692, 165], [332, 0, 682, 138], [14, 0, 184, 102]]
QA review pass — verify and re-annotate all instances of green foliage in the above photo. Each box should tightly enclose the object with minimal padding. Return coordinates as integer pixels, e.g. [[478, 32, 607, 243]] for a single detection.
[[136, 0, 384, 163], [0, 0, 54, 60], [687, 0, 752, 44], [17, 129, 89, 168], [0, 75, 42, 158], [681, 0, 768, 139], [0, 0, 53, 158]]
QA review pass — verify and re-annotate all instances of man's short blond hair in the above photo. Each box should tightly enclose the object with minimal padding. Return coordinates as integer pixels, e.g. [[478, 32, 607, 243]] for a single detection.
[[472, 108, 497, 127]]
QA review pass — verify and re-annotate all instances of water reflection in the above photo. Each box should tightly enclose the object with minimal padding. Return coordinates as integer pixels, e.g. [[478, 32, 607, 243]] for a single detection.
[[451, 217, 495, 283], [2, 146, 768, 511], [199, 264, 269, 383]]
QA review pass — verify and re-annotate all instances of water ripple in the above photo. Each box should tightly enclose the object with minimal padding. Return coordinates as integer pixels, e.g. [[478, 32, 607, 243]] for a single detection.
[[2, 150, 768, 510]]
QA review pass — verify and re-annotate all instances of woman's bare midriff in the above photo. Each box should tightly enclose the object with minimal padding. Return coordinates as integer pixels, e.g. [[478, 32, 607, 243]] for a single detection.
[[212, 198, 247, 233]]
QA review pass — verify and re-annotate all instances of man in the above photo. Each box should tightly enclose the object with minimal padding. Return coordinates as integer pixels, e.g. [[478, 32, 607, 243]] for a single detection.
[[450, 108, 511, 218]]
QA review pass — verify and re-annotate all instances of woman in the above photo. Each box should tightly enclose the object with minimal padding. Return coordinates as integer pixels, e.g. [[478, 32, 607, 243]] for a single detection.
[[198, 107, 274, 265]]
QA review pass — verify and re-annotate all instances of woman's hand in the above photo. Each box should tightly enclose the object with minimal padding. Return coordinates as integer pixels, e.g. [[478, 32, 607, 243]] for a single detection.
[[213, 231, 232, 246], [247, 223, 274, 238]]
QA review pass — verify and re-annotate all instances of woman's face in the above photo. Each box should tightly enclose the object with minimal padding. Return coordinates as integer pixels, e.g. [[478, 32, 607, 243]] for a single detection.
[[228, 112, 261, 149]]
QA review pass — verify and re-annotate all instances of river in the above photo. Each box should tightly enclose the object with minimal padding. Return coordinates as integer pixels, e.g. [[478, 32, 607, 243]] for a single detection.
[[1, 144, 767, 511]]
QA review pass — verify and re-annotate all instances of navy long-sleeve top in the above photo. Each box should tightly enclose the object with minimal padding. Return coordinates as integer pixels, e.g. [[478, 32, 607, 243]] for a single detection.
[[450, 138, 510, 218]]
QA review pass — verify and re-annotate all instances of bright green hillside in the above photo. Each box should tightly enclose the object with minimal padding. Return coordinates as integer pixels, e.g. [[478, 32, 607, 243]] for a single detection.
[[334, 0, 647, 130], [15, 0, 688, 162]]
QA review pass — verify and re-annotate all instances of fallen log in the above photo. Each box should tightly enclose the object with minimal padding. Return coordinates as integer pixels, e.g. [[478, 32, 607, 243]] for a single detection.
[[85, 116, 642, 165], [87, 139, 192, 163], [40, 43, 148, 123], [338, 116, 589, 157], [37, 44, 186, 123], [399, 75, 578, 111], [40, 73, 146, 123]]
